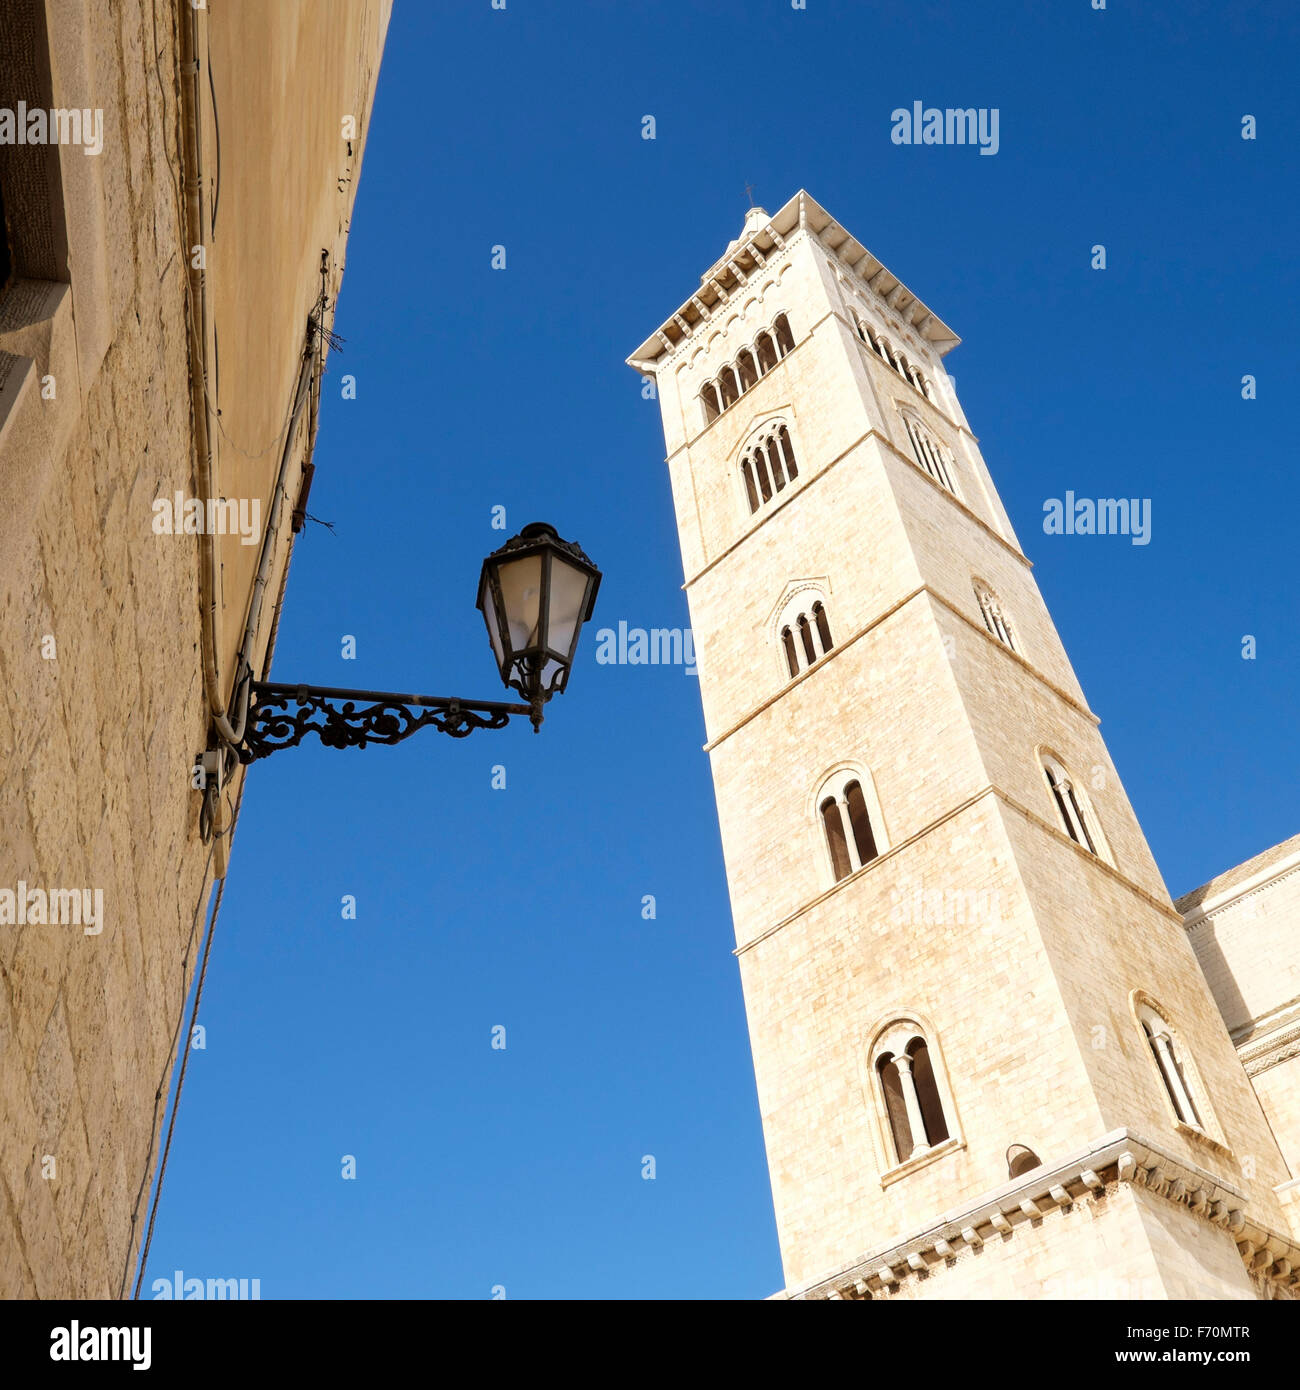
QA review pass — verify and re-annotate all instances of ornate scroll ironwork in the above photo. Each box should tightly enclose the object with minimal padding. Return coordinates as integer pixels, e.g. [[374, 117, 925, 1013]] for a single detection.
[[239, 682, 534, 762]]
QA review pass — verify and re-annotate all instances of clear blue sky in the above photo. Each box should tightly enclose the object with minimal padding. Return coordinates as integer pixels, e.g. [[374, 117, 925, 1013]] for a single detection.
[[140, 1, 1300, 1299]]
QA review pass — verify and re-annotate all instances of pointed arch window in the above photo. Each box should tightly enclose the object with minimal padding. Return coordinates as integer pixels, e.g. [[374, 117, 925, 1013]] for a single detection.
[[871, 1021, 955, 1170], [1040, 753, 1102, 857], [974, 581, 1017, 651], [740, 421, 798, 516], [816, 766, 884, 883], [902, 414, 956, 494], [1135, 998, 1214, 1136]]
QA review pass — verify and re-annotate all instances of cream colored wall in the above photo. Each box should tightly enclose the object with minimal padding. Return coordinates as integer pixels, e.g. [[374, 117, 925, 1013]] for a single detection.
[[1186, 855, 1300, 1188], [1253, 1061, 1300, 1178], [739, 797, 1108, 1288], [0, 0, 388, 1298], [1188, 859, 1300, 1041]]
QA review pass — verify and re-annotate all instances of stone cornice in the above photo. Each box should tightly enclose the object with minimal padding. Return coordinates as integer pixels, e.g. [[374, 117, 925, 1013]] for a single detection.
[[777, 1129, 1299, 1301], [1240, 1017, 1300, 1078], [1180, 853, 1300, 932], [702, 582, 1098, 758], [626, 189, 960, 372], [680, 415, 1033, 596], [733, 781, 1184, 959]]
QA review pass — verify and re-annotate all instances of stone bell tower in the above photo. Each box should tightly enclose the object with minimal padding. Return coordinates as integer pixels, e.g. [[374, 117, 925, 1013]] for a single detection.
[[626, 191, 1299, 1300]]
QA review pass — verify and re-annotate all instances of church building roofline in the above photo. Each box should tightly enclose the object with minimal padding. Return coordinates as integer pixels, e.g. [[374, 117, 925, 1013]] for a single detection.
[[1177, 831, 1300, 924], [626, 189, 961, 372]]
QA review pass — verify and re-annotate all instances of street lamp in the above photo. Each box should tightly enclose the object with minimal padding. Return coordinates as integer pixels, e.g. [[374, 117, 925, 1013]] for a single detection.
[[233, 522, 600, 762], [477, 521, 602, 731]]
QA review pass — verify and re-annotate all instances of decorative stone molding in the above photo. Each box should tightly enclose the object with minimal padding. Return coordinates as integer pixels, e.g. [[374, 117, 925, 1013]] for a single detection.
[[1241, 1020, 1300, 1078], [781, 1129, 1300, 1302], [626, 190, 960, 376]]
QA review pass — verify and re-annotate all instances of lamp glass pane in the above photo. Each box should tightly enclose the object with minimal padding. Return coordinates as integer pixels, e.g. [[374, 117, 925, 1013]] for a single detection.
[[480, 577, 506, 667], [494, 554, 543, 654], [545, 558, 591, 659]]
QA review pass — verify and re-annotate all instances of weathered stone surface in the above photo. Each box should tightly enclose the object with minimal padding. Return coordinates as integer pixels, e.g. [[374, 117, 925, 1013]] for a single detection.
[[0, 0, 390, 1298], [629, 192, 1297, 1299]]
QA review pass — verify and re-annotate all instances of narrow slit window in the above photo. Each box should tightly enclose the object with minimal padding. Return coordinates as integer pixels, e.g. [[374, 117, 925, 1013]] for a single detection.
[[757, 332, 778, 373], [821, 797, 852, 882], [742, 458, 759, 514], [1141, 1013, 1204, 1130], [778, 425, 797, 479], [813, 601, 833, 654], [774, 313, 795, 355], [878, 1054, 914, 1163], [908, 1038, 949, 1145], [844, 780, 878, 866], [755, 449, 773, 503]]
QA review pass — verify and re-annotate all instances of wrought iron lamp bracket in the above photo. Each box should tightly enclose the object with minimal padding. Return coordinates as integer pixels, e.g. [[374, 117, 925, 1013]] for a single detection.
[[238, 682, 535, 762]]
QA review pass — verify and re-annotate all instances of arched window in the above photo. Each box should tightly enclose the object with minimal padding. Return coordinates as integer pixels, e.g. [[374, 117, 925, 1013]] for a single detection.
[[1006, 1144, 1041, 1178], [872, 1021, 953, 1168], [901, 414, 956, 494], [740, 422, 798, 516], [1040, 753, 1104, 858], [701, 381, 721, 424], [777, 425, 797, 479], [703, 314, 797, 425], [816, 766, 884, 882], [974, 581, 1016, 651], [774, 589, 833, 679], [719, 364, 740, 407], [756, 331, 778, 373], [773, 312, 795, 355], [741, 456, 759, 513], [813, 601, 832, 653], [1135, 999, 1208, 1133]]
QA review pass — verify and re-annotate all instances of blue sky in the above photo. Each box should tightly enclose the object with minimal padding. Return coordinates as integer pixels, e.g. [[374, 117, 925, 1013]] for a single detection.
[[139, 1, 1300, 1299]]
